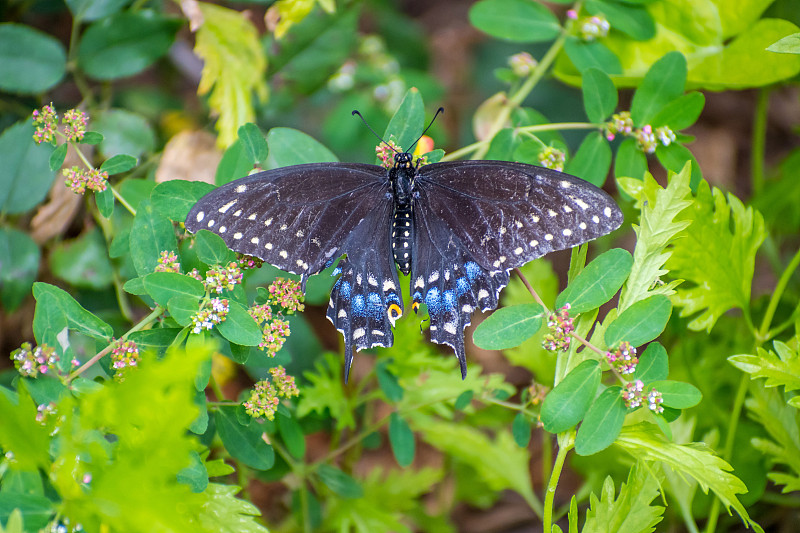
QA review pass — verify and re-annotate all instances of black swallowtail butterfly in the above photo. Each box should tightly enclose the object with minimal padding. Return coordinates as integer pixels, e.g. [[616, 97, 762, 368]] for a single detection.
[[186, 120, 623, 382]]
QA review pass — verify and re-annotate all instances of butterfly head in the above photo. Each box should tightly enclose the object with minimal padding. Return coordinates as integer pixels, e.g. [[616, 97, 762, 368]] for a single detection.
[[394, 151, 414, 168]]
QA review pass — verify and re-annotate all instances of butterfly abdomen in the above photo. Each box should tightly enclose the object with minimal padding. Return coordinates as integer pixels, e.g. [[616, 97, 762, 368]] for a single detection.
[[392, 204, 413, 275]]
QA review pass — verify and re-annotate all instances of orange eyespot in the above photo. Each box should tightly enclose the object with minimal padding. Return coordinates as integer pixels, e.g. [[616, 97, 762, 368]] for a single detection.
[[411, 301, 420, 313], [387, 303, 402, 319]]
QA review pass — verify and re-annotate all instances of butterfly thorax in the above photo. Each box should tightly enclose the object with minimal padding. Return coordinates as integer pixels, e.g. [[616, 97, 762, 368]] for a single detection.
[[389, 153, 417, 275]]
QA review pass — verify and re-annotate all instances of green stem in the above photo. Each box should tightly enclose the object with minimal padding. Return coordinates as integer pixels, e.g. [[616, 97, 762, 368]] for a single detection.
[[208, 373, 226, 402], [758, 246, 800, 341], [751, 88, 769, 196], [486, 397, 538, 418], [704, 373, 749, 533], [67, 305, 163, 381], [472, 29, 571, 161], [110, 184, 137, 216], [543, 436, 572, 533]]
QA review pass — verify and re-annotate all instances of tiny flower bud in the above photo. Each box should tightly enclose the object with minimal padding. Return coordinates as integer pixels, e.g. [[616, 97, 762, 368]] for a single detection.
[[542, 304, 573, 352], [538, 146, 566, 171], [155, 250, 181, 273], [509, 52, 538, 77]]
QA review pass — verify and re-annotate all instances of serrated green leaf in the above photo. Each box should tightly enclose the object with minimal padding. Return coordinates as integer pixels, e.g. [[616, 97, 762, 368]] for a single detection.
[[617, 423, 762, 532], [541, 360, 601, 433], [469, 0, 561, 43], [384, 88, 424, 152], [618, 165, 693, 311], [746, 386, 800, 493], [473, 303, 543, 350], [557, 248, 632, 313], [100, 153, 137, 175], [265, 127, 338, 169], [633, 342, 669, 383], [143, 272, 205, 308], [297, 353, 356, 430], [512, 412, 532, 447], [317, 464, 364, 498], [666, 180, 766, 331], [215, 407, 274, 470], [176, 450, 208, 493], [575, 386, 626, 456], [605, 294, 671, 347], [129, 199, 178, 276], [237, 123, 268, 165], [191, 483, 269, 533], [729, 340, 800, 393], [631, 51, 687, 126], [195, 3, 268, 148], [151, 179, 216, 222], [0, 23, 66, 94], [582, 462, 664, 533], [277, 412, 306, 460], [389, 412, 415, 467], [565, 132, 612, 187], [193, 229, 236, 265]]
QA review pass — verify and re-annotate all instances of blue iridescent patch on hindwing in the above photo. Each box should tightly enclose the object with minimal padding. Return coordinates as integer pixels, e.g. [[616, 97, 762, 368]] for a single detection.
[[326, 253, 403, 383]]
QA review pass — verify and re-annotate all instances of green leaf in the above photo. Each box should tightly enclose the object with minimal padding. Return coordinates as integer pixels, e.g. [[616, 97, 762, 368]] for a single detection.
[[389, 413, 415, 467], [469, 0, 561, 43], [77, 11, 181, 80], [605, 294, 671, 348], [32, 282, 113, 341], [0, 383, 52, 471], [631, 51, 687, 126], [168, 296, 197, 327], [81, 131, 103, 144], [176, 450, 208, 493], [541, 360, 602, 433], [614, 137, 647, 180], [50, 228, 113, 290], [100, 154, 137, 175], [216, 141, 252, 184], [575, 386, 627, 456], [650, 91, 705, 130], [565, 132, 612, 187], [95, 187, 114, 218], [586, 0, 656, 41], [746, 386, 800, 493], [767, 32, 800, 54], [473, 303, 543, 350], [0, 492, 53, 531], [66, 0, 130, 21], [376, 361, 403, 402], [277, 412, 306, 460], [317, 464, 364, 498], [617, 423, 761, 532], [618, 165, 693, 311], [123, 276, 146, 296], [384, 88, 425, 152], [564, 37, 622, 74], [0, 121, 57, 214], [649, 380, 701, 408], [215, 407, 274, 470], [237, 123, 269, 165], [656, 143, 702, 191], [556, 248, 632, 313], [129, 199, 178, 276], [151, 180, 215, 222], [581, 462, 664, 532], [296, 353, 356, 430], [195, 2, 268, 148], [633, 342, 668, 383], [512, 412, 532, 447], [454, 390, 473, 410], [193, 229, 237, 266], [729, 340, 800, 394], [0, 227, 40, 311], [49, 142, 67, 171], [666, 181, 766, 331], [265, 127, 338, 169], [143, 272, 204, 308], [0, 23, 66, 94], [119, 178, 156, 210], [191, 483, 269, 533], [128, 328, 184, 356], [582, 68, 618, 123], [94, 109, 155, 159], [217, 301, 262, 346]]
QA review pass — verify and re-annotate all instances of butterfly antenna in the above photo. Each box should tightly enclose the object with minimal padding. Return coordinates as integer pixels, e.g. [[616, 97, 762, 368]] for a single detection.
[[408, 107, 444, 154], [352, 110, 399, 153]]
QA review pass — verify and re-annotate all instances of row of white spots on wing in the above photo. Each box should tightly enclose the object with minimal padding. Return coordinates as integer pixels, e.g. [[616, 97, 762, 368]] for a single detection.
[[280, 224, 288, 231], [233, 232, 242, 239], [338, 308, 347, 318], [280, 250, 288, 259], [233, 209, 242, 217], [373, 330, 384, 336], [579, 222, 587, 229], [236, 184, 247, 193], [353, 328, 366, 340], [265, 217, 273, 226], [383, 279, 396, 292], [530, 239, 539, 247], [296, 229, 304, 238], [478, 289, 489, 300], [572, 196, 590, 210], [491, 255, 508, 269], [218, 199, 237, 213], [196, 211, 205, 222], [368, 275, 378, 286], [251, 237, 259, 244], [515, 220, 523, 228], [545, 234, 553, 241], [324, 247, 337, 258], [561, 180, 571, 188], [219, 226, 227, 233], [462, 304, 473, 313], [604, 206, 613, 218], [563, 228, 572, 236], [248, 213, 257, 220], [415, 277, 424, 289], [514, 247, 523, 255], [443, 322, 458, 335], [428, 271, 439, 283], [563, 205, 573, 213], [592, 215, 600, 223], [548, 209, 557, 217]]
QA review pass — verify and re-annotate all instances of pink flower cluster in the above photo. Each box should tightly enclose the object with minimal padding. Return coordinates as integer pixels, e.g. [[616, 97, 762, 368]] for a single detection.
[[62, 109, 88, 142], [509, 52, 537, 78], [63, 166, 108, 195], [11, 342, 59, 377], [578, 15, 610, 41], [606, 341, 638, 375], [538, 146, 566, 171], [376, 140, 403, 169], [237, 254, 263, 270], [622, 380, 664, 413], [542, 304, 574, 352], [268, 278, 305, 314], [191, 298, 230, 334], [249, 303, 291, 357], [243, 365, 299, 421], [32, 104, 58, 144], [204, 262, 243, 293], [111, 339, 140, 378], [36, 402, 57, 423], [604, 112, 634, 141], [155, 251, 181, 273]]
